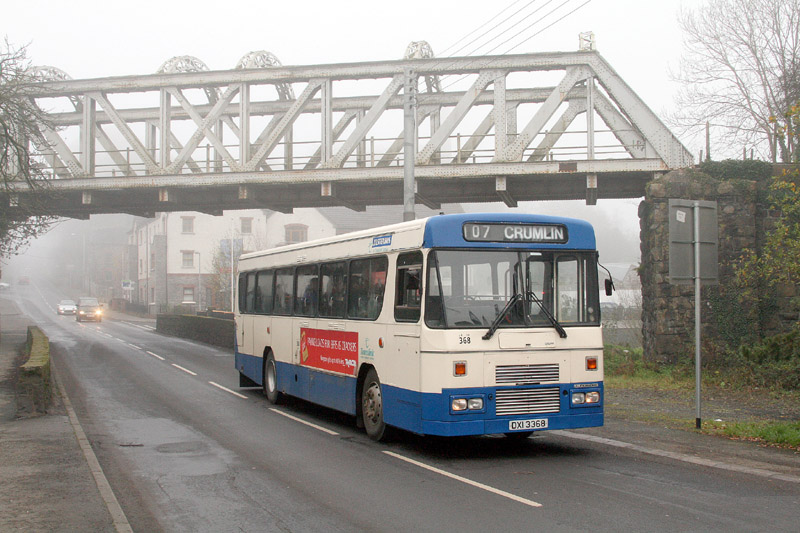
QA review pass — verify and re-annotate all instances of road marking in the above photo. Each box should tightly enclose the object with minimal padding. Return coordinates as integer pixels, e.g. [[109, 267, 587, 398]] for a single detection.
[[171, 363, 197, 376], [553, 430, 800, 484], [127, 344, 142, 350], [383, 451, 542, 508], [209, 381, 248, 399], [54, 373, 134, 532], [269, 408, 339, 435], [146, 351, 165, 361]]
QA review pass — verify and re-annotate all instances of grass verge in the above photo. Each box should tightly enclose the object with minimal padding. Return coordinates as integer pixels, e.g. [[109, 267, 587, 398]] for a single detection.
[[605, 344, 800, 451]]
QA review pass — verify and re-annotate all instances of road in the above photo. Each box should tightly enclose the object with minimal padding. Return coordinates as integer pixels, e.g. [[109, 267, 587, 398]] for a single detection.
[[10, 282, 800, 532]]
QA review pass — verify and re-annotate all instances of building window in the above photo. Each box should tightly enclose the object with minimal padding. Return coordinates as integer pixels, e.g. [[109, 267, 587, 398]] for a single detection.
[[285, 224, 308, 244], [150, 252, 155, 271], [240, 217, 253, 234], [181, 216, 194, 234], [182, 287, 195, 303], [182, 251, 195, 268]]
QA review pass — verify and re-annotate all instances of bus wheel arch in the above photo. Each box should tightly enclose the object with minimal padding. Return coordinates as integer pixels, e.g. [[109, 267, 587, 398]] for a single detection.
[[262, 348, 282, 404]]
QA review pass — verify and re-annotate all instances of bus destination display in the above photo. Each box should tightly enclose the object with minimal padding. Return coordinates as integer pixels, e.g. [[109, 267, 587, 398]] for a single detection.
[[463, 222, 568, 243]]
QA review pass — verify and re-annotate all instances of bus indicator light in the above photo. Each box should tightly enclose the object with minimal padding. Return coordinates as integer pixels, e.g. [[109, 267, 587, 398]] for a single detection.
[[454, 361, 467, 376], [586, 356, 598, 370]]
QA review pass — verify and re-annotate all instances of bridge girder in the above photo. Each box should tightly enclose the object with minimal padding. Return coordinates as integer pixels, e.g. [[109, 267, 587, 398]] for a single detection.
[[11, 51, 692, 218]]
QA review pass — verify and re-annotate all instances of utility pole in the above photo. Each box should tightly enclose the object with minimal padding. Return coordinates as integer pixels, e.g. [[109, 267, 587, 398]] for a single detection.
[[403, 68, 417, 222]]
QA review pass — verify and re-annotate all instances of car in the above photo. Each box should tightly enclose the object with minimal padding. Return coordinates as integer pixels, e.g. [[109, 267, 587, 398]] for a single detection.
[[76, 297, 103, 322], [0, 282, 9, 290], [57, 300, 77, 315]]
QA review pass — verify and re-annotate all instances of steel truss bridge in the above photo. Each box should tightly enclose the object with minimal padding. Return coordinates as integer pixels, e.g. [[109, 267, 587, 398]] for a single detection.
[[7, 48, 693, 218]]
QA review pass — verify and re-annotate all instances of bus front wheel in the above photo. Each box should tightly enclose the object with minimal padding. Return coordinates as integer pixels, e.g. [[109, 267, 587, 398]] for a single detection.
[[362, 368, 386, 441], [264, 353, 282, 405]]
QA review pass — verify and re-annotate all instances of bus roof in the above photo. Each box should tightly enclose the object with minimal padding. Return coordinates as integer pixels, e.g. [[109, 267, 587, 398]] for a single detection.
[[240, 212, 596, 262]]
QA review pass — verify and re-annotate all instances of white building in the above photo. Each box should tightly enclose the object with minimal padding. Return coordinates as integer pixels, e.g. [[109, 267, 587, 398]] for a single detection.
[[129, 208, 335, 313]]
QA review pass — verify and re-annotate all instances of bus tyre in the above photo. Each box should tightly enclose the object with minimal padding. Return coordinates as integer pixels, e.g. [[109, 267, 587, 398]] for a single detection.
[[505, 431, 533, 439], [362, 368, 387, 441], [264, 353, 282, 405]]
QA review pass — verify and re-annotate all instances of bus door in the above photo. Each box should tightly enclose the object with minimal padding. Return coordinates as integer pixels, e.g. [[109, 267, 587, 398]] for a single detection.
[[390, 252, 423, 391]]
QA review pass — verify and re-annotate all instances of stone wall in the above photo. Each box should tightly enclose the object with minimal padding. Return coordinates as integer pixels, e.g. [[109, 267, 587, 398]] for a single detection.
[[639, 168, 762, 363]]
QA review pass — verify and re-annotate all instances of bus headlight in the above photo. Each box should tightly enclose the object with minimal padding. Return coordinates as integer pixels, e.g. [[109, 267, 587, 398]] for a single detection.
[[585, 391, 600, 403], [451, 397, 484, 412], [452, 399, 468, 411], [571, 392, 585, 404]]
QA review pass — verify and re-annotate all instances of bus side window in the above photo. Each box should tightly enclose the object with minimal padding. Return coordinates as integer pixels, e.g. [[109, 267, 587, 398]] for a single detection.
[[295, 265, 318, 317], [273, 268, 293, 315], [348, 256, 387, 320], [245, 272, 257, 313], [320, 262, 346, 318], [237, 273, 247, 313], [395, 251, 422, 322], [256, 270, 273, 314]]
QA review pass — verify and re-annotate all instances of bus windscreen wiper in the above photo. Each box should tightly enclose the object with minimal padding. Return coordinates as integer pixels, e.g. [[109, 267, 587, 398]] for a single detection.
[[525, 290, 567, 338], [482, 293, 521, 340]]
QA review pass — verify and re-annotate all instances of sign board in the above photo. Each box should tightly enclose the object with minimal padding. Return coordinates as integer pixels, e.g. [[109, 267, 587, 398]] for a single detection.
[[668, 199, 719, 285]]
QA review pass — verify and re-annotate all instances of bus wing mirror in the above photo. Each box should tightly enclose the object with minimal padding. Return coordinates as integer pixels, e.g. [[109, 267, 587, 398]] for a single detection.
[[604, 278, 615, 296]]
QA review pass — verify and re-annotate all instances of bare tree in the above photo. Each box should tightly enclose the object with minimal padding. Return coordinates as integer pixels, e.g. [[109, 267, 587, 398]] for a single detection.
[[670, 0, 800, 162], [0, 40, 56, 258]]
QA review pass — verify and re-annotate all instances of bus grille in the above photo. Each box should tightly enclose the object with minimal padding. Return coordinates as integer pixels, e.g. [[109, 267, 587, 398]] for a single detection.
[[495, 364, 559, 385], [495, 387, 561, 416]]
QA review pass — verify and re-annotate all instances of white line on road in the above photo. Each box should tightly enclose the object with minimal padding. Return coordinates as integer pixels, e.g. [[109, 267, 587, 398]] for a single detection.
[[269, 408, 340, 435], [171, 363, 197, 376], [383, 451, 542, 508], [127, 344, 142, 350], [54, 374, 133, 532], [552, 430, 800, 484], [209, 381, 248, 399], [145, 351, 165, 361]]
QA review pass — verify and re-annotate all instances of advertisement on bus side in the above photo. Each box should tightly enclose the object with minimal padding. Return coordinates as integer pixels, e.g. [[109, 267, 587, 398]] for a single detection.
[[300, 328, 358, 376]]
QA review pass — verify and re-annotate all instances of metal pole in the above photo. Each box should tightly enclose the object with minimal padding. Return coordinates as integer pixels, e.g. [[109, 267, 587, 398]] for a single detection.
[[230, 224, 235, 312], [693, 201, 702, 429], [196, 251, 202, 312], [403, 68, 417, 222]]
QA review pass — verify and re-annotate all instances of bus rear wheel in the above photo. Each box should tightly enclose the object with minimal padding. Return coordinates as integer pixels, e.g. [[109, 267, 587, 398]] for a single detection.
[[263, 352, 282, 405], [362, 368, 386, 441]]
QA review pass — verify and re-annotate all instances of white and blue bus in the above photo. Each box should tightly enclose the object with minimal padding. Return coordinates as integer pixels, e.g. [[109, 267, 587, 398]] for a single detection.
[[235, 213, 605, 440]]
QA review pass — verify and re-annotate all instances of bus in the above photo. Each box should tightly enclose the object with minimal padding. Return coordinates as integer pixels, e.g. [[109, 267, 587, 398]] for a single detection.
[[235, 213, 607, 440]]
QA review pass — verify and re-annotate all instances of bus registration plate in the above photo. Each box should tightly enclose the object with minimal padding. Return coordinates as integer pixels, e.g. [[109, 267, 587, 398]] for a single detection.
[[509, 418, 548, 431]]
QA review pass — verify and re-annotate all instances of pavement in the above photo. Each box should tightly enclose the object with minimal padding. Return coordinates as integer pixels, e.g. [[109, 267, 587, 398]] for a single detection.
[[0, 296, 798, 531]]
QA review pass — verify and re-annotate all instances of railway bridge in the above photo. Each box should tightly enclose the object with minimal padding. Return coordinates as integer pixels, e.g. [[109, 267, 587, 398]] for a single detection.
[[6, 43, 692, 219]]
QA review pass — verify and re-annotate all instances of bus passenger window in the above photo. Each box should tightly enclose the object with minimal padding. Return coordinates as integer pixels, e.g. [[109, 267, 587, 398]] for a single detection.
[[295, 265, 318, 317], [273, 268, 293, 315], [237, 273, 247, 313], [320, 262, 347, 318], [395, 252, 422, 322], [348, 256, 387, 320], [256, 270, 273, 314], [245, 272, 257, 312]]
